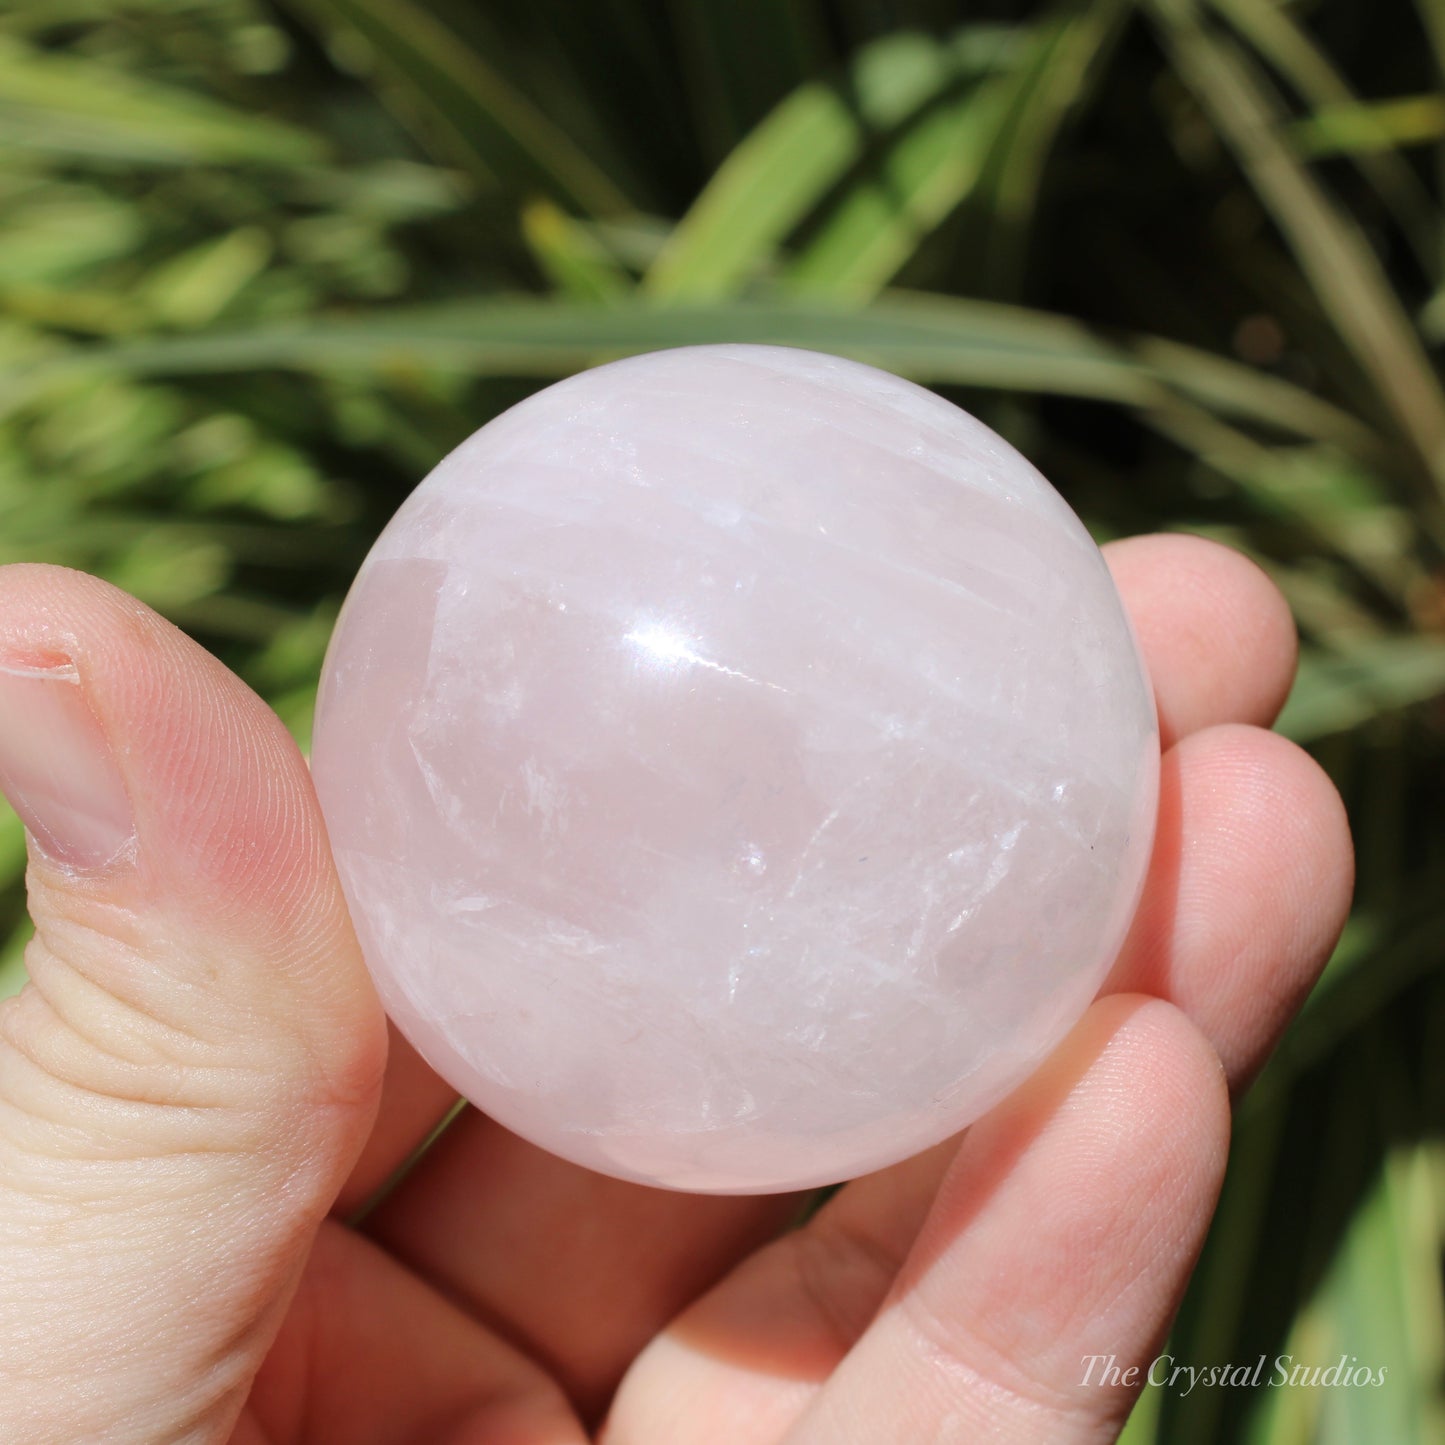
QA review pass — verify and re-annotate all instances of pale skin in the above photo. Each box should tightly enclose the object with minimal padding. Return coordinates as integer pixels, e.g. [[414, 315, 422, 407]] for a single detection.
[[0, 534, 1353, 1444]]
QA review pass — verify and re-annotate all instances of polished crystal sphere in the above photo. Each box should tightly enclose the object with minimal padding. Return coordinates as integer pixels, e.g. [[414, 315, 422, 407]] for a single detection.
[[312, 345, 1158, 1194]]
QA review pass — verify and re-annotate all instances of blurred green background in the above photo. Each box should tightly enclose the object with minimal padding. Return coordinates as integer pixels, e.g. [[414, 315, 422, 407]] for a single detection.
[[0, 0, 1442, 1438]]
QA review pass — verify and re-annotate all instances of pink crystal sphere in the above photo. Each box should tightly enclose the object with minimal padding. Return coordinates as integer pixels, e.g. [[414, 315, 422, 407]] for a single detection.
[[312, 345, 1158, 1194]]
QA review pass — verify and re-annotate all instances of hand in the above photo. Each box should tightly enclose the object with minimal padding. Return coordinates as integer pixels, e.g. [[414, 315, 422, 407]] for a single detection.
[[0, 536, 1351, 1444]]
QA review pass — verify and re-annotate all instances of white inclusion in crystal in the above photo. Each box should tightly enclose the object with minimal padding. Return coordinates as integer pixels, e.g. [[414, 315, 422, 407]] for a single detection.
[[703, 498, 743, 528], [726, 957, 743, 1003], [623, 621, 789, 693], [734, 844, 768, 880], [944, 822, 1026, 935], [785, 807, 841, 899], [519, 756, 567, 839], [451, 894, 499, 914]]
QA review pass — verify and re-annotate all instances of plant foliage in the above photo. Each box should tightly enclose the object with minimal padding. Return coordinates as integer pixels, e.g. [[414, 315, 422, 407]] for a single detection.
[[1, 1, 1443, 1437]]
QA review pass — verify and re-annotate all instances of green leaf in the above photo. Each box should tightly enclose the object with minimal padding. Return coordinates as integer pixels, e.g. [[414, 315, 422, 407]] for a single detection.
[[0, 36, 324, 166], [0, 185, 142, 286], [1244, 1068, 1445, 1445], [287, 160, 470, 224], [521, 200, 631, 303], [0, 907, 31, 1003], [277, 0, 630, 215], [643, 27, 1025, 300], [781, 78, 1015, 299], [1277, 637, 1445, 741], [138, 228, 275, 329], [1314, 1137, 1445, 1442], [1291, 95, 1445, 156], [754, 1, 1125, 303]]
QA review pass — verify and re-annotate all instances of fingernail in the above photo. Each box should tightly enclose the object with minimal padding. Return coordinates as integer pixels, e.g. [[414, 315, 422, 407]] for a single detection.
[[0, 654, 135, 870]]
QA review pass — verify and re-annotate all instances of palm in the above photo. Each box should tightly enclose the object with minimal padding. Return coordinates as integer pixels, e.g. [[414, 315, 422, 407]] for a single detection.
[[237, 535, 1350, 1444]]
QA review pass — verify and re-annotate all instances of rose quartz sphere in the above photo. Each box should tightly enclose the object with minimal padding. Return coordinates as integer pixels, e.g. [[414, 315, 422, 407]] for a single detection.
[[312, 345, 1158, 1194]]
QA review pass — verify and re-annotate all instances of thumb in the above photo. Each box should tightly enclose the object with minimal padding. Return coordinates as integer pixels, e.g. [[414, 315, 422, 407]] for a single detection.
[[0, 565, 386, 1442]]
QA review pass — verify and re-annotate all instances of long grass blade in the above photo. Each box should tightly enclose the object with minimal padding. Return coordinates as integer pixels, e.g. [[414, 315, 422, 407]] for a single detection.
[[968, 0, 1130, 298], [1292, 96, 1445, 156], [0, 291, 1377, 455], [1308, 1116, 1442, 1440], [1412, 0, 1445, 84], [0, 36, 324, 166], [1209, 0, 1442, 276], [1149, 0, 1445, 504]]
